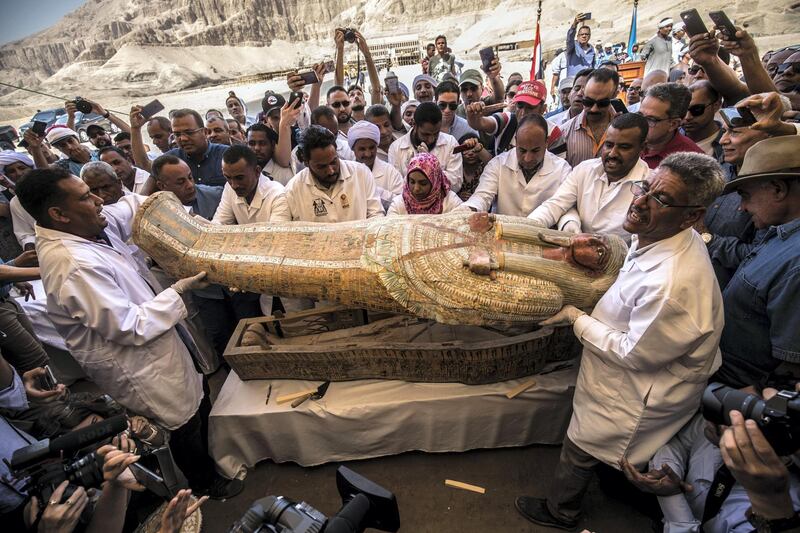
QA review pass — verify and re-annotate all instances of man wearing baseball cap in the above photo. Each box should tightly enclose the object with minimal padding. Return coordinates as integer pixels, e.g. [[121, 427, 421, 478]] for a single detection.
[[455, 65, 504, 123], [708, 136, 800, 390], [85, 124, 112, 149], [466, 79, 563, 155], [259, 91, 286, 132]]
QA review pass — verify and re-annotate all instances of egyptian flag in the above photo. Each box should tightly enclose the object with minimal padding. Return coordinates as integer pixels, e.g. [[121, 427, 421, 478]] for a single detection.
[[530, 21, 543, 80]]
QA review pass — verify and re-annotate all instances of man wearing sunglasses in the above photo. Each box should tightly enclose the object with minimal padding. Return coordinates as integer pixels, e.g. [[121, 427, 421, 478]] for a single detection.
[[326, 85, 354, 137], [560, 68, 620, 167], [773, 50, 800, 96], [517, 152, 726, 531], [435, 81, 477, 144], [682, 81, 723, 159], [639, 82, 703, 169], [626, 77, 644, 106]]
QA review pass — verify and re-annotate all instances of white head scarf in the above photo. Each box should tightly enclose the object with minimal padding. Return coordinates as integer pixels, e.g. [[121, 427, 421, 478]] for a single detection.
[[0, 150, 34, 173], [347, 121, 381, 149]]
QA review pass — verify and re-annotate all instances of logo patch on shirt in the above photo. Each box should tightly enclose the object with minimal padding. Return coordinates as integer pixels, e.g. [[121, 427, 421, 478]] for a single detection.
[[313, 198, 328, 216], [340, 193, 350, 208]]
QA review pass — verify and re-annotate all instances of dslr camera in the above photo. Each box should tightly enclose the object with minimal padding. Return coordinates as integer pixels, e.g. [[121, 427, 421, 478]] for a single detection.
[[229, 466, 400, 533], [343, 28, 357, 44], [73, 97, 93, 114], [703, 382, 800, 455]]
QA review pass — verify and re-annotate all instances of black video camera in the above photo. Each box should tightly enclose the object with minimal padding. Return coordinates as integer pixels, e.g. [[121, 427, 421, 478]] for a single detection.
[[229, 466, 400, 533], [343, 28, 357, 44], [7, 415, 127, 503], [702, 383, 800, 456]]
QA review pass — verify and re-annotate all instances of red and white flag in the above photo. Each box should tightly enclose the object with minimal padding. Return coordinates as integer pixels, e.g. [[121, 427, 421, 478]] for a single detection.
[[529, 22, 543, 80]]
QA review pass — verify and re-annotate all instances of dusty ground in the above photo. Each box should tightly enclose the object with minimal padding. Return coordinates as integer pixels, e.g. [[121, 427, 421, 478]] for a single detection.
[[198, 369, 655, 533]]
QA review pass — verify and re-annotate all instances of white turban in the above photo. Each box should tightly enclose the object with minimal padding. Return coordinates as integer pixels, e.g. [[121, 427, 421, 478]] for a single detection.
[[0, 150, 34, 172], [45, 126, 79, 146], [347, 120, 381, 149], [658, 18, 674, 28]]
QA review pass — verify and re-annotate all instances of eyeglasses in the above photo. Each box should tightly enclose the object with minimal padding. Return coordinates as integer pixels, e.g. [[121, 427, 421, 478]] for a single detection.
[[635, 111, 670, 126], [581, 97, 611, 108], [776, 62, 800, 74], [172, 128, 203, 138], [437, 102, 459, 111], [629, 181, 702, 209], [687, 101, 717, 116], [331, 101, 350, 109], [627, 86, 642, 93]]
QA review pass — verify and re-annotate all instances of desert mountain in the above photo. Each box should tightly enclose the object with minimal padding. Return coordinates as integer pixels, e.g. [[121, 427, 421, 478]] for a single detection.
[[1, 0, 797, 111]]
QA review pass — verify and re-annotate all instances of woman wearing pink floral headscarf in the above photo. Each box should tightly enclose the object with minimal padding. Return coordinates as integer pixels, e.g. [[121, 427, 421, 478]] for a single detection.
[[387, 153, 462, 215]]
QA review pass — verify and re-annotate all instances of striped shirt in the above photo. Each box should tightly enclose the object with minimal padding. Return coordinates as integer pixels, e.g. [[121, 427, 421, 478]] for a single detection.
[[561, 110, 614, 168]]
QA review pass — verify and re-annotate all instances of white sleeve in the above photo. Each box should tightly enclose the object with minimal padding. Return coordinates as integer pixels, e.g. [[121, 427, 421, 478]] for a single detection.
[[556, 208, 582, 231], [574, 294, 709, 373], [269, 193, 293, 222], [387, 140, 404, 175], [58, 266, 187, 346], [441, 191, 464, 213], [461, 158, 500, 212], [363, 168, 385, 218], [210, 185, 237, 225], [442, 140, 463, 193], [102, 194, 148, 242], [9, 197, 36, 248], [386, 196, 404, 216], [527, 169, 581, 226]]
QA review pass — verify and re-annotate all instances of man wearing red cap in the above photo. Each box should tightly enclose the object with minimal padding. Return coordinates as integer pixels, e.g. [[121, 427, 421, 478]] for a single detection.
[[560, 69, 620, 167], [465, 79, 563, 155]]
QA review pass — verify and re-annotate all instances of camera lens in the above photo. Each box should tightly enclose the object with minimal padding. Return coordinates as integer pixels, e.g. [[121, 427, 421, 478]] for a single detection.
[[75, 99, 93, 114]]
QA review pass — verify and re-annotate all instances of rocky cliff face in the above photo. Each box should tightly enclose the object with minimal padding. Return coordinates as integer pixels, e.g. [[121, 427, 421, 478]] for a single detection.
[[0, 0, 796, 102]]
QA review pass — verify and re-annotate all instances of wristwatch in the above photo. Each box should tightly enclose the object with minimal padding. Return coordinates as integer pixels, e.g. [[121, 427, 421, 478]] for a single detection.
[[747, 508, 800, 532], [701, 232, 714, 244]]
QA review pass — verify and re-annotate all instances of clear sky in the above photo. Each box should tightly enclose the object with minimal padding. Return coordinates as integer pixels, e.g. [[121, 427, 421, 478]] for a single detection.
[[0, 0, 86, 45]]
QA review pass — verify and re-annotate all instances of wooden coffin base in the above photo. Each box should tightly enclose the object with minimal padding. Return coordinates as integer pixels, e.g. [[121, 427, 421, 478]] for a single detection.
[[223, 306, 581, 385]]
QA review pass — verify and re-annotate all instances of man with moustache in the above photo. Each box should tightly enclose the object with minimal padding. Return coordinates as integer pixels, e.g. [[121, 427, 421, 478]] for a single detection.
[[205, 116, 232, 146], [528, 113, 651, 242], [348, 85, 368, 121], [284, 126, 383, 222], [681, 81, 723, 160], [247, 123, 294, 185], [130, 107, 227, 187], [86, 125, 113, 150], [516, 152, 725, 530], [146, 116, 172, 154], [327, 85, 355, 137], [99, 146, 151, 195], [708, 137, 800, 390], [348, 121, 403, 210], [459, 114, 571, 216], [565, 13, 596, 77], [626, 77, 644, 106], [640, 18, 675, 75], [388, 102, 464, 192], [560, 68, 620, 167]]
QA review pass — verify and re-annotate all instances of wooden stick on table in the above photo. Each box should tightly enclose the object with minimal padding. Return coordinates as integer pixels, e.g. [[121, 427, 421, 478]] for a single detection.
[[505, 378, 537, 399]]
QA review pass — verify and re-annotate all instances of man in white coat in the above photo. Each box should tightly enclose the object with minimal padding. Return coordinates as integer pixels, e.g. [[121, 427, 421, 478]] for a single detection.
[[527, 113, 651, 243], [285, 126, 384, 223], [388, 102, 463, 192], [458, 114, 571, 216], [348, 120, 404, 211], [515, 152, 726, 530], [15, 166, 243, 500]]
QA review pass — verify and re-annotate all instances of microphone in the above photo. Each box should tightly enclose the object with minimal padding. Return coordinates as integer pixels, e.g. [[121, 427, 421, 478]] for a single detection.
[[11, 415, 127, 470]]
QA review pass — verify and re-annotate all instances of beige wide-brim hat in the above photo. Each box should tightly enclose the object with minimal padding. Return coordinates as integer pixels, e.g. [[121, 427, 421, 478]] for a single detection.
[[723, 136, 800, 194]]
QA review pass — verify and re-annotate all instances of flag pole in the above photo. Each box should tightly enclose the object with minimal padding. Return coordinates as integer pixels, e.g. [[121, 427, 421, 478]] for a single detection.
[[627, 0, 638, 59], [529, 0, 543, 80]]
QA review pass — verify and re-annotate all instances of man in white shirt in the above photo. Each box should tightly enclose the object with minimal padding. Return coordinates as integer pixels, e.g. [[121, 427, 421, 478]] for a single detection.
[[460, 114, 571, 216], [291, 107, 355, 174], [98, 146, 151, 194], [388, 102, 463, 192], [15, 166, 242, 499], [213, 144, 292, 225], [285, 125, 384, 223], [214, 145, 291, 316], [528, 113, 651, 242], [515, 152, 726, 530], [348, 120, 403, 211]]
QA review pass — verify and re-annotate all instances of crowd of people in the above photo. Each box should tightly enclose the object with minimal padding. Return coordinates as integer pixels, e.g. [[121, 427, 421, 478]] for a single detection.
[[0, 11, 798, 533]]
